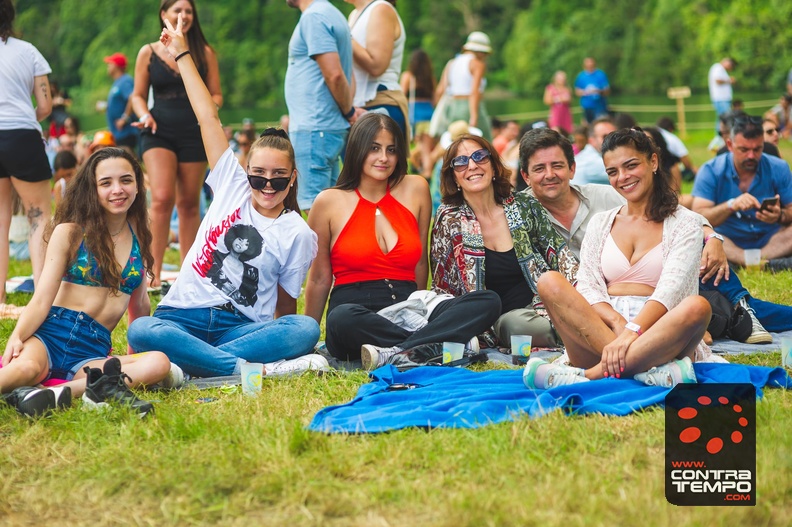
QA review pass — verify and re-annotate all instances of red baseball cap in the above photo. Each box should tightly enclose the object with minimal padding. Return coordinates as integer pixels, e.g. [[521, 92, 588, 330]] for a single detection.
[[103, 52, 128, 70]]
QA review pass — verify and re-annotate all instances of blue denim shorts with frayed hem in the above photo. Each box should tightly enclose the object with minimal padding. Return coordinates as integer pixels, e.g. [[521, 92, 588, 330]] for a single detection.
[[33, 307, 112, 380]]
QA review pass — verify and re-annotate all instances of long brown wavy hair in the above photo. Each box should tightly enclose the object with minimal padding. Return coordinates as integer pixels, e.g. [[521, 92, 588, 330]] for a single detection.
[[46, 148, 154, 294], [407, 49, 436, 99]]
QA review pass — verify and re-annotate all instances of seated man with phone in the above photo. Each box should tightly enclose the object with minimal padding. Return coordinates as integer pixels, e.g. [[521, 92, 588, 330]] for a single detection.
[[692, 115, 792, 271]]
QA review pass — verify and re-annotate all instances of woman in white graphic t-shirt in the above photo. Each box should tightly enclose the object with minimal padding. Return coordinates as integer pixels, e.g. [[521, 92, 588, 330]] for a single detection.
[[128, 14, 326, 379]]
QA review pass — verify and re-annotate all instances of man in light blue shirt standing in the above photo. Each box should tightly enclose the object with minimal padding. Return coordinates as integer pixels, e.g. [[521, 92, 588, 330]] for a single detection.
[[286, 0, 355, 211], [574, 57, 610, 124]]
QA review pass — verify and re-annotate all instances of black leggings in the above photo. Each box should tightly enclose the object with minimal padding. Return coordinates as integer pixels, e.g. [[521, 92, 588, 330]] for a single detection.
[[325, 280, 501, 361]]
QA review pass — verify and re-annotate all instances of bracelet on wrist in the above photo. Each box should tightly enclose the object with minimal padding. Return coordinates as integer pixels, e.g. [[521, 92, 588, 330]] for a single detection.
[[174, 50, 191, 62], [138, 113, 151, 123], [343, 106, 356, 120], [704, 232, 724, 245]]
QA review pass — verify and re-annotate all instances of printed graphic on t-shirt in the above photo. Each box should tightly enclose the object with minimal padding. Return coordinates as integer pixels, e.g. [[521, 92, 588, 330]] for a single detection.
[[202, 222, 264, 307]]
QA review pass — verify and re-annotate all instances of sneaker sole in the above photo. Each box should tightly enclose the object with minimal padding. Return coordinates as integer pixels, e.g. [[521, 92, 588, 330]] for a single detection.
[[361, 345, 379, 371], [81, 393, 153, 418], [50, 386, 72, 410], [81, 394, 111, 412], [745, 333, 773, 344], [17, 390, 57, 417]]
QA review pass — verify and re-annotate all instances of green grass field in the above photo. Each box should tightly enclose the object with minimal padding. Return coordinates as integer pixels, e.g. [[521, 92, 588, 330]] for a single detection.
[[1, 137, 791, 526]]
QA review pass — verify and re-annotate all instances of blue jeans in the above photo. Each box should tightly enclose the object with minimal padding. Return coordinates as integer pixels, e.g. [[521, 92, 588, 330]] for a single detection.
[[127, 306, 320, 378], [700, 271, 792, 332], [713, 100, 731, 133], [291, 129, 347, 210]]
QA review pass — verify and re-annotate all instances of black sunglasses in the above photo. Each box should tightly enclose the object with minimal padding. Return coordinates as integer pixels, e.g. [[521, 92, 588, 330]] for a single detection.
[[764, 127, 781, 134], [452, 148, 491, 172], [247, 174, 290, 192]]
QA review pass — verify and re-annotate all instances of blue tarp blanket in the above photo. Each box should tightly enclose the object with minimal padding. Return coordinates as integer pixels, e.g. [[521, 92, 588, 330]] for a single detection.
[[308, 363, 791, 434]]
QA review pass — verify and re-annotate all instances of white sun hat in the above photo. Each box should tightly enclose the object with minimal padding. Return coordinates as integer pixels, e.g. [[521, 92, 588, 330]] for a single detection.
[[440, 120, 483, 149], [462, 31, 492, 54]]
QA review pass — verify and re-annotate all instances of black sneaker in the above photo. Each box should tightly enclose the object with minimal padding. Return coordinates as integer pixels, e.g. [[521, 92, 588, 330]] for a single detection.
[[82, 357, 154, 417], [3, 386, 59, 417], [766, 257, 792, 273]]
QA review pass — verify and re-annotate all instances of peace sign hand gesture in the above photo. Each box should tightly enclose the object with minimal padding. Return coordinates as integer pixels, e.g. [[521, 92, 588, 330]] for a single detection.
[[160, 12, 188, 60]]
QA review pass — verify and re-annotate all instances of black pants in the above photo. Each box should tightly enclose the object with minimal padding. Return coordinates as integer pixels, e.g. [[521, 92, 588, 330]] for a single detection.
[[326, 280, 501, 361]]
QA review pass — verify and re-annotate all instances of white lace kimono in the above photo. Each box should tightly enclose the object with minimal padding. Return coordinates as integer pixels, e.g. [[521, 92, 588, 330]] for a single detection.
[[576, 204, 713, 361]]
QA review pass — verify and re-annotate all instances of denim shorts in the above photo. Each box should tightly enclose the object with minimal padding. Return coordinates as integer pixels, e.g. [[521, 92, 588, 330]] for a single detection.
[[33, 307, 112, 380]]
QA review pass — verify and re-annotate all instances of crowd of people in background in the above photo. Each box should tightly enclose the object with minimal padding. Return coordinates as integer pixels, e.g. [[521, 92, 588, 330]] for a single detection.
[[2, 0, 792, 417]]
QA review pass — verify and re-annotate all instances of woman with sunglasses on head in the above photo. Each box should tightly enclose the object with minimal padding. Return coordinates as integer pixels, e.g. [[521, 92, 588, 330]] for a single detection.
[[431, 135, 579, 352], [524, 128, 713, 391], [128, 15, 325, 379], [305, 113, 500, 369], [130, 0, 222, 289]]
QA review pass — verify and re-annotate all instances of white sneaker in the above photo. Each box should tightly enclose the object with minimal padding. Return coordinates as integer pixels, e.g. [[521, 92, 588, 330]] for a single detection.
[[264, 355, 330, 378], [159, 362, 186, 390], [523, 357, 588, 390], [466, 336, 480, 354], [634, 357, 697, 388], [738, 298, 772, 344], [361, 345, 402, 371]]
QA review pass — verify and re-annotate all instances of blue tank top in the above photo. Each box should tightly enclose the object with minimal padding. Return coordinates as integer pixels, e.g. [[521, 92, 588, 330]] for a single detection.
[[62, 224, 144, 295]]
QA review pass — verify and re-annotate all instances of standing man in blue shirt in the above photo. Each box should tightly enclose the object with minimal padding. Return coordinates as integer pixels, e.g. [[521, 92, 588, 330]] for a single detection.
[[285, 0, 356, 212], [692, 116, 792, 271], [574, 57, 610, 124], [103, 52, 138, 154]]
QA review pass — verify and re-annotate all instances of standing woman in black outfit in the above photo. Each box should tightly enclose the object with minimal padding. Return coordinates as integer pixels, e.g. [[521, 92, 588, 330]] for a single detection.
[[130, 0, 222, 287]]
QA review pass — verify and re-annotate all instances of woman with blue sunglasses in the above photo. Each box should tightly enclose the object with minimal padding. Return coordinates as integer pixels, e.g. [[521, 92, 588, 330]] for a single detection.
[[431, 134, 579, 352], [305, 113, 500, 370], [128, 14, 327, 379]]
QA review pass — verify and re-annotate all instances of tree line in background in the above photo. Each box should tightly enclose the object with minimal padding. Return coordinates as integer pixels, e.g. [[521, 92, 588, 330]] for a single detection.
[[13, 0, 792, 114]]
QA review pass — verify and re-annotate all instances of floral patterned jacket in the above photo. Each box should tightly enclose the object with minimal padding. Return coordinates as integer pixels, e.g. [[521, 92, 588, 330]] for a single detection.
[[430, 191, 579, 343]]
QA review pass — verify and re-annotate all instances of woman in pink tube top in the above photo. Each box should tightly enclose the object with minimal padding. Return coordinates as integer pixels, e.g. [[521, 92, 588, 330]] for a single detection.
[[524, 128, 714, 391]]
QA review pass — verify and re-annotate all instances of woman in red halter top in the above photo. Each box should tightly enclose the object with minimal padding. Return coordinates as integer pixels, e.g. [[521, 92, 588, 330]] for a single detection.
[[305, 113, 500, 366]]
